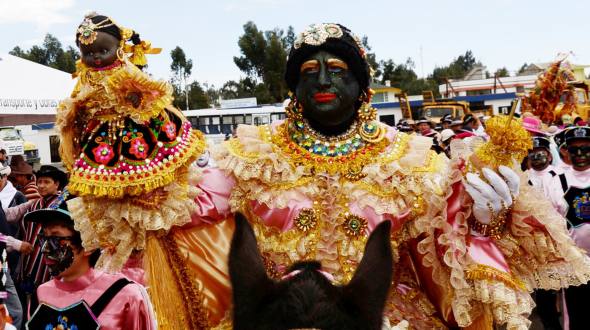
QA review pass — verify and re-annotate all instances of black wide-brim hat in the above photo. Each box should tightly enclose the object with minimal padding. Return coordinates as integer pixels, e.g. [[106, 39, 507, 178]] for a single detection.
[[553, 128, 571, 147], [285, 23, 370, 93], [531, 136, 551, 150], [24, 191, 73, 226], [463, 114, 475, 125], [36, 165, 68, 186], [565, 126, 590, 144]]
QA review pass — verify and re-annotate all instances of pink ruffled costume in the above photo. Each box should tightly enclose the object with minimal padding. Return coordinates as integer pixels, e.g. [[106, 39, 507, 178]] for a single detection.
[[180, 122, 590, 329]]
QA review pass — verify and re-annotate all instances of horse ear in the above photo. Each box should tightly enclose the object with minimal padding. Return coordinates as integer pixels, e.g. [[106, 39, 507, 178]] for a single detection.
[[344, 220, 393, 329], [229, 213, 273, 328]]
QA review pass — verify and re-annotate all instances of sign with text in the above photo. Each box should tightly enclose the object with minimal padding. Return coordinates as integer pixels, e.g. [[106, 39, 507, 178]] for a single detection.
[[0, 98, 61, 114], [219, 97, 257, 109]]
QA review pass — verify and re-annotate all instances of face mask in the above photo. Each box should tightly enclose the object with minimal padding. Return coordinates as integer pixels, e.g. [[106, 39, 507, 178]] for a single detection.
[[528, 150, 550, 171], [567, 145, 590, 169], [40, 235, 75, 277]]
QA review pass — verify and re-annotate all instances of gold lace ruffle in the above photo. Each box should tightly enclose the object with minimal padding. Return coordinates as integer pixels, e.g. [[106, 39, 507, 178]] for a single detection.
[[68, 170, 200, 272]]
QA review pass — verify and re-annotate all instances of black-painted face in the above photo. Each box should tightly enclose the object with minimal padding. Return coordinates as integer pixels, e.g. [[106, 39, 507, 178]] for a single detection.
[[79, 31, 120, 68], [295, 51, 360, 134], [528, 148, 551, 171], [40, 235, 75, 277], [567, 140, 590, 171]]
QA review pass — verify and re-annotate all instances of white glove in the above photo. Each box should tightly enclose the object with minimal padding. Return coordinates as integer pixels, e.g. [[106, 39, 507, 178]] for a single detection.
[[464, 166, 520, 225]]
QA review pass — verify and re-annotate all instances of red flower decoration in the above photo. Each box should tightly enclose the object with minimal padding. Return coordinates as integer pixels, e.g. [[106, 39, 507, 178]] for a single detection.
[[129, 137, 149, 159], [162, 121, 177, 140], [92, 143, 115, 165]]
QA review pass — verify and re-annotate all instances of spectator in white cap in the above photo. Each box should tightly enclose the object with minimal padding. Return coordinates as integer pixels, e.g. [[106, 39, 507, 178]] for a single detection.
[[439, 129, 455, 158]]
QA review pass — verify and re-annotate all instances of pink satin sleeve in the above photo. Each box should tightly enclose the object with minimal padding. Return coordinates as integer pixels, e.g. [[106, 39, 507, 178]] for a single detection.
[[189, 167, 236, 227], [447, 181, 511, 272], [467, 236, 510, 271]]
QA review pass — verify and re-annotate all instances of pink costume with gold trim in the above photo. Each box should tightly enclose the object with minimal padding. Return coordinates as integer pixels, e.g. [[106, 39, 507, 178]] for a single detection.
[[36, 268, 156, 330], [182, 121, 590, 329]]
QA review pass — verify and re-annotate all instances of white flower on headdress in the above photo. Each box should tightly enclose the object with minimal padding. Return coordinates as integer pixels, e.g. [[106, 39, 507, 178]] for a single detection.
[[294, 23, 344, 49]]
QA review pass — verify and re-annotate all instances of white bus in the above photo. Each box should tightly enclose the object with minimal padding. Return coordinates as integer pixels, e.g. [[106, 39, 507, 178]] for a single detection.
[[183, 104, 397, 144], [183, 105, 287, 144]]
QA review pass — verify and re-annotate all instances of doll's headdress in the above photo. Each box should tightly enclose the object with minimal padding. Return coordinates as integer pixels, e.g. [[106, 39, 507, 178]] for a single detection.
[[76, 12, 161, 67]]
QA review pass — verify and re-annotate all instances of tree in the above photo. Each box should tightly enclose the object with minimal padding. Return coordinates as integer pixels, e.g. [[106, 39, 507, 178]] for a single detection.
[[494, 67, 510, 77], [233, 22, 289, 103], [263, 31, 288, 102], [282, 26, 295, 52], [9, 34, 79, 73], [203, 82, 220, 107], [362, 36, 381, 80], [186, 81, 210, 109], [380, 58, 417, 91], [234, 22, 267, 78], [429, 50, 481, 85], [517, 63, 529, 76], [170, 46, 193, 110]]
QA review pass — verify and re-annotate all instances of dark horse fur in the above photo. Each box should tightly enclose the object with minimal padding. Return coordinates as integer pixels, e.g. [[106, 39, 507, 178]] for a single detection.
[[229, 213, 393, 330]]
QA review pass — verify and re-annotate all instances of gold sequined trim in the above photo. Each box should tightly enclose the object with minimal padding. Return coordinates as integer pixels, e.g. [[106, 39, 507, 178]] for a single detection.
[[465, 264, 526, 291], [379, 132, 411, 164]]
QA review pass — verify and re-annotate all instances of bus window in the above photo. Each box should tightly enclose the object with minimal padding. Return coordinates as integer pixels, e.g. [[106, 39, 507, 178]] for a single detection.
[[245, 114, 252, 124], [208, 116, 221, 134], [196, 117, 208, 134], [270, 113, 286, 122], [253, 115, 270, 125], [221, 116, 233, 134], [234, 115, 245, 124]]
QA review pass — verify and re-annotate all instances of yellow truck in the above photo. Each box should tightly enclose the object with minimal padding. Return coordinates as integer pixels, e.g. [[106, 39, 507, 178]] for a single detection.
[[397, 91, 485, 123], [557, 81, 590, 121]]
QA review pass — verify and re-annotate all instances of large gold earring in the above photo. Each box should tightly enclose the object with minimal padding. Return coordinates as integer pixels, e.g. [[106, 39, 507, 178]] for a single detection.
[[357, 90, 377, 122], [116, 47, 125, 61], [286, 96, 303, 121], [356, 89, 384, 143]]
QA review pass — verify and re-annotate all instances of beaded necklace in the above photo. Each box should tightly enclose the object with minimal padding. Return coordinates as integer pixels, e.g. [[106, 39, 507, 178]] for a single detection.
[[273, 119, 388, 179], [288, 119, 365, 157]]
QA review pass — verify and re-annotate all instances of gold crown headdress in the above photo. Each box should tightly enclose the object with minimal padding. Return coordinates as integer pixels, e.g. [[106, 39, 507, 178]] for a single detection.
[[77, 13, 115, 45], [76, 12, 161, 67]]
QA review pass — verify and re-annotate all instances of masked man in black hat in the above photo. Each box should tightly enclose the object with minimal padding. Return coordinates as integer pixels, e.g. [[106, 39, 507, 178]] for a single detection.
[[24, 191, 156, 330], [525, 137, 560, 191]]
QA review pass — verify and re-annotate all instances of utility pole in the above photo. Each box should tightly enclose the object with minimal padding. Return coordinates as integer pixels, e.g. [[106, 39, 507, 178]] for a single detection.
[[420, 45, 424, 79]]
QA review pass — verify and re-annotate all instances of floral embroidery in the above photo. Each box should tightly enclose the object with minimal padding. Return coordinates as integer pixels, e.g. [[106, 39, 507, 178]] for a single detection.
[[92, 143, 114, 165], [341, 213, 368, 237], [129, 137, 149, 159], [162, 121, 177, 140], [294, 208, 318, 232]]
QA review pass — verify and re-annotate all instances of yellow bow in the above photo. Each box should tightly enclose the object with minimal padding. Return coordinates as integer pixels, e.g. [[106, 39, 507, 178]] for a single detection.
[[124, 40, 162, 67]]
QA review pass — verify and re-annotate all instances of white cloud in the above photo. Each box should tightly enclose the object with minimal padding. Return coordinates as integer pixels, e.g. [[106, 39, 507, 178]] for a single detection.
[[0, 0, 76, 29]]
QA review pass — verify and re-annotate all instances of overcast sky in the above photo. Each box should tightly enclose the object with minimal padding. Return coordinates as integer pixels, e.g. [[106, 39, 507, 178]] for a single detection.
[[1, 0, 589, 87]]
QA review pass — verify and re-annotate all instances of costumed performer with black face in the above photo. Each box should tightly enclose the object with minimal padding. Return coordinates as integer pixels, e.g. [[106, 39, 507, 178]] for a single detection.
[[57, 18, 590, 329]]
